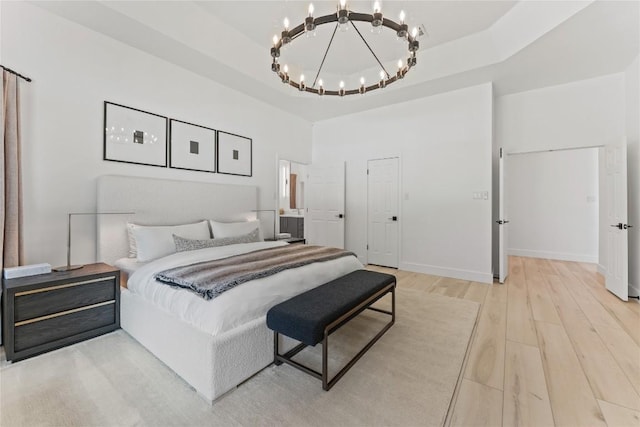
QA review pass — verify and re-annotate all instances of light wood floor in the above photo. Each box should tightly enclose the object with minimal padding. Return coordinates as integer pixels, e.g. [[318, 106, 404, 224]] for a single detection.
[[368, 256, 640, 427]]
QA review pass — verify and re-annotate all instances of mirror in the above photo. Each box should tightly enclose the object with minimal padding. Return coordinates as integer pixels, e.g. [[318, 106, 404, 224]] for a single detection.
[[279, 159, 307, 215]]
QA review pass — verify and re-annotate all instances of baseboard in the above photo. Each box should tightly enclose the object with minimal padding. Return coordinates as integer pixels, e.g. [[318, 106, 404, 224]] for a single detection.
[[507, 248, 598, 264], [399, 262, 492, 284], [597, 264, 607, 276], [629, 283, 640, 299]]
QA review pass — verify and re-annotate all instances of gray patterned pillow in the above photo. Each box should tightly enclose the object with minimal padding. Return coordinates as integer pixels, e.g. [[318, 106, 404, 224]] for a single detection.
[[173, 228, 261, 252]]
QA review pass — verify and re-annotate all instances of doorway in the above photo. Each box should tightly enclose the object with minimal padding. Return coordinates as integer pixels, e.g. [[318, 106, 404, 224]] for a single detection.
[[278, 159, 307, 239], [506, 147, 600, 264]]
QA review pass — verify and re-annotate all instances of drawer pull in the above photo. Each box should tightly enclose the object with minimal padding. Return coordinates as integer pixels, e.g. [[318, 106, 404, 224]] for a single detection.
[[15, 276, 115, 297], [14, 300, 115, 326]]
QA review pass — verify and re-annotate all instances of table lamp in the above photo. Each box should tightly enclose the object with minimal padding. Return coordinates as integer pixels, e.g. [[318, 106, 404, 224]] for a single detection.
[[53, 212, 134, 272]]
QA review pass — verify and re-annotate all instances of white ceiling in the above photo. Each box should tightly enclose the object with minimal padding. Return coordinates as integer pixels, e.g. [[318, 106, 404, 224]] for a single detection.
[[196, 1, 516, 78], [31, 0, 639, 122]]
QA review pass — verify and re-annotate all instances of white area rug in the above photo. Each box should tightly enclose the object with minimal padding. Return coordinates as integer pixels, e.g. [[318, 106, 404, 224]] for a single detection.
[[0, 289, 479, 426]]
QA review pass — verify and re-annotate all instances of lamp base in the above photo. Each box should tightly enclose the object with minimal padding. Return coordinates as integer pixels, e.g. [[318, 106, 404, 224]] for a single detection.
[[53, 264, 84, 272]]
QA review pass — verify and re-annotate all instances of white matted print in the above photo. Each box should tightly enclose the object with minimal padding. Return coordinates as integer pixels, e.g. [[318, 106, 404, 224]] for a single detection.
[[217, 131, 252, 177], [104, 102, 167, 167], [170, 120, 216, 173]]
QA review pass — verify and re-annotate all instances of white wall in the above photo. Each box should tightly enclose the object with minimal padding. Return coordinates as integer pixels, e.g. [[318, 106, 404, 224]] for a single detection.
[[497, 73, 626, 153], [1, 2, 312, 267], [507, 148, 599, 262], [495, 73, 626, 267], [313, 83, 493, 283], [626, 56, 639, 296]]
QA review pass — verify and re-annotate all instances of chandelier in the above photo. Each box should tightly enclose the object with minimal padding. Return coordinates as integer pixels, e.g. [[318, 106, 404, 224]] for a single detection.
[[270, 1, 419, 97]]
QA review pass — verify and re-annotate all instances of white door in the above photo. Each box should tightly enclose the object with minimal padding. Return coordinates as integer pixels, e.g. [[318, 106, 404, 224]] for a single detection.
[[605, 139, 629, 301], [497, 148, 509, 283], [307, 163, 345, 248], [367, 158, 400, 267]]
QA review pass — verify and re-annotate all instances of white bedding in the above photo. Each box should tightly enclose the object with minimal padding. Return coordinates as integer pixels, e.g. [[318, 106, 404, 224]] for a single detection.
[[114, 257, 148, 275], [127, 241, 363, 336]]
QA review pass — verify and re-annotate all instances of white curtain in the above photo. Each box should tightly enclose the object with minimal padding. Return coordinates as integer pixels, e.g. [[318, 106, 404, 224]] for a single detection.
[[1, 70, 24, 271]]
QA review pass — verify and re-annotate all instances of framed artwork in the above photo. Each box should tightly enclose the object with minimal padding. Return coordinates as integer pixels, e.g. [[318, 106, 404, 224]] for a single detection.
[[169, 119, 216, 173], [217, 131, 252, 177], [103, 101, 168, 167]]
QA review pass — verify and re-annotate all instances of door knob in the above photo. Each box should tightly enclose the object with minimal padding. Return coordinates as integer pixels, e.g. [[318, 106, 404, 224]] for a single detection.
[[335, 214, 344, 219], [611, 223, 623, 229], [387, 216, 398, 221]]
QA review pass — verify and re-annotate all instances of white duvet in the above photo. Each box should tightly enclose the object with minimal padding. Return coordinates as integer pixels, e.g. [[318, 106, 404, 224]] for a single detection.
[[127, 241, 364, 336]]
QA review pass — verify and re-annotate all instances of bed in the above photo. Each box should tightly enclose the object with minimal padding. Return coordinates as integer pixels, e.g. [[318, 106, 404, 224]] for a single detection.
[[96, 175, 362, 402]]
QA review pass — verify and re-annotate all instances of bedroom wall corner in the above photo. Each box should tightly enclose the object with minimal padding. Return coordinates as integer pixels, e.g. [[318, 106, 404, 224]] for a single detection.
[[312, 83, 494, 284], [1, 2, 313, 267]]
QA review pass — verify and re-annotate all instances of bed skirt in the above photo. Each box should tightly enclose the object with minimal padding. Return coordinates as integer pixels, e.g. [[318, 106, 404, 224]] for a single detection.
[[121, 287, 280, 403]]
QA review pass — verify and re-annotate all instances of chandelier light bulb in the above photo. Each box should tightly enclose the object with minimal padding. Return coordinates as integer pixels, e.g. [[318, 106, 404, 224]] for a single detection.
[[284, 64, 289, 73], [411, 27, 418, 38], [379, 70, 385, 80], [339, 0, 346, 9], [318, 79, 323, 87], [359, 76, 366, 94], [397, 59, 403, 69], [284, 17, 290, 30], [308, 3, 314, 16], [373, 1, 380, 13], [272, 35, 279, 46], [399, 10, 405, 24], [339, 80, 345, 89], [300, 74, 305, 82]]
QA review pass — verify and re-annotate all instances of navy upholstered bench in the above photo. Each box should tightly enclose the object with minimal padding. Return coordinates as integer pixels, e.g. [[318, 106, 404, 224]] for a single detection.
[[266, 269, 396, 390]]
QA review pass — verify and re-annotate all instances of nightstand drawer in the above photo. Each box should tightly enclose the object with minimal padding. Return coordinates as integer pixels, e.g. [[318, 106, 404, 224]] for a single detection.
[[14, 277, 116, 322], [14, 303, 116, 352]]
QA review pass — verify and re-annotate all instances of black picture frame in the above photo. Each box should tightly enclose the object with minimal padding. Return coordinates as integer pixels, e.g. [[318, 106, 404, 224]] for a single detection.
[[103, 101, 168, 168], [169, 119, 217, 173], [217, 130, 252, 177]]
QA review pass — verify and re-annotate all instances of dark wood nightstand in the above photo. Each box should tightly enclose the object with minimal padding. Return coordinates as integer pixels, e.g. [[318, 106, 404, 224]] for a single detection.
[[2, 263, 120, 362]]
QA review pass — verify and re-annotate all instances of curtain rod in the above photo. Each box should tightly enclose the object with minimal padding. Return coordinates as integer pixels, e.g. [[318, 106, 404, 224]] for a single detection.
[[0, 65, 32, 82]]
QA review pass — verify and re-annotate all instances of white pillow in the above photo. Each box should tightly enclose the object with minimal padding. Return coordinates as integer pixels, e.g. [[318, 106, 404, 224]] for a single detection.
[[129, 221, 210, 262], [209, 219, 264, 241]]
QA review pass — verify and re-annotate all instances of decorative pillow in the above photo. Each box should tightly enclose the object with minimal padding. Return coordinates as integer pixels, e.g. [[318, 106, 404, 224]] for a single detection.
[[209, 219, 264, 241], [129, 221, 210, 262], [173, 228, 261, 252]]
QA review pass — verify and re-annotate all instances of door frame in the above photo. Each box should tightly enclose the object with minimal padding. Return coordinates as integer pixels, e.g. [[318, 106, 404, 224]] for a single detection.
[[276, 155, 309, 237], [366, 156, 402, 267]]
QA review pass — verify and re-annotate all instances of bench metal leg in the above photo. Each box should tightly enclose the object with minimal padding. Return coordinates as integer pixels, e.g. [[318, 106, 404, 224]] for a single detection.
[[273, 283, 396, 391], [273, 332, 282, 366], [323, 284, 395, 390]]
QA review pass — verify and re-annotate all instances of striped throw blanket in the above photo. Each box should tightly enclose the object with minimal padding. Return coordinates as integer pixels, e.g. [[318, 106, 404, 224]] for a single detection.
[[154, 245, 356, 300]]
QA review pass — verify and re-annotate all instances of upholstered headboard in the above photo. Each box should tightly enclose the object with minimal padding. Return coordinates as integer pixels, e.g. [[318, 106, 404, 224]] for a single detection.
[[96, 175, 258, 265]]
